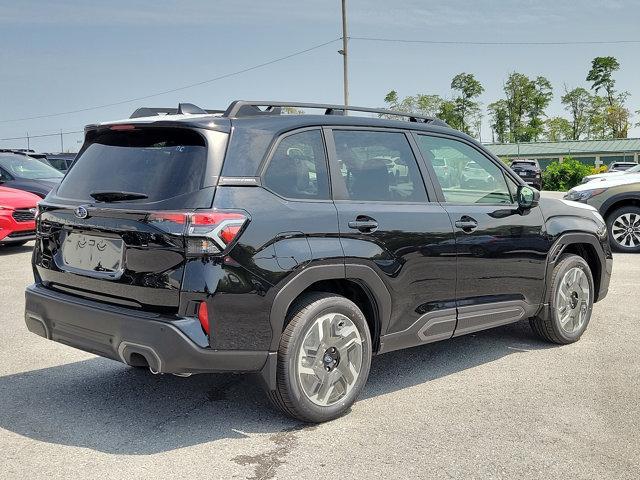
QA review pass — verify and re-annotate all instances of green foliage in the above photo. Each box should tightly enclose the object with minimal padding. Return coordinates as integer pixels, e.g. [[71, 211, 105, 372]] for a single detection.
[[589, 165, 608, 175], [502, 72, 553, 142], [542, 157, 592, 191], [561, 86, 591, 140], [382, 73, 484, 138], [382, 90, 443, 118], [488, 99, 509, 143], [449, 72, 484, 136], [586, 56, 620, 105], [545, 117, 572, 141]]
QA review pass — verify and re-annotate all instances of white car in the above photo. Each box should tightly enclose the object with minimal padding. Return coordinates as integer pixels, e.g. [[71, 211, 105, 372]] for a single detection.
[[581, 163, 640, 183]]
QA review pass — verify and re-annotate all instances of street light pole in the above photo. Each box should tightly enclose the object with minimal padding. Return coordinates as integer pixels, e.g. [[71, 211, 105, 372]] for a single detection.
[[340, 0, 349, 109]]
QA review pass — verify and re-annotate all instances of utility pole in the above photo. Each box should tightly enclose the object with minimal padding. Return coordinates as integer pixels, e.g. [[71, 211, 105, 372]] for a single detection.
[[26, 132, 30, 151], [60, 130, 64, 152], [339, 0, 349, 109]]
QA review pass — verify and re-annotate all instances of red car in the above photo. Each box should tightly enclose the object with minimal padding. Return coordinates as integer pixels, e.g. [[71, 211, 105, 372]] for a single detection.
[[0, 186, 39, 246]]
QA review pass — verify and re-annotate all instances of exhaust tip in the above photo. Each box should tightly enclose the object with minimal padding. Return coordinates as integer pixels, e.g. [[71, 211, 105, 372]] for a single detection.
[[118, 341, 162, 373]]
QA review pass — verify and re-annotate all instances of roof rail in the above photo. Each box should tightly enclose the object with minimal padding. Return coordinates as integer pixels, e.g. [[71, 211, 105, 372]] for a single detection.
[[129, 103, 224, 119], [223, 100, 449, 126], [127, 100, 449, 127]]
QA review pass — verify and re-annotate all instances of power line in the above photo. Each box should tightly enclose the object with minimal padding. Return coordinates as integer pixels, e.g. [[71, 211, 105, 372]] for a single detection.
[[0, 38, 341, 124], [349, 36, 640, 46], [0, 130, 83, 142]]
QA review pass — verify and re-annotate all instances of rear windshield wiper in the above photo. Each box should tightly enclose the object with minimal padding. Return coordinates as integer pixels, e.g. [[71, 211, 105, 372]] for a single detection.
[[89, 191, 149, 202]]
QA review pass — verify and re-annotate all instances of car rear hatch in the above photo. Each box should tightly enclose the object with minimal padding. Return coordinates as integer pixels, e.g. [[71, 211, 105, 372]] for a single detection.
[[34, 125, 228, 312], [511, 164, 538, 180]]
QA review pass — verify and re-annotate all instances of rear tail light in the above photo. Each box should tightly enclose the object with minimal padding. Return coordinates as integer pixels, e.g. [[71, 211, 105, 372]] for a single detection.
[[146, 210, 248, 255], [198, 301, 210, 335]]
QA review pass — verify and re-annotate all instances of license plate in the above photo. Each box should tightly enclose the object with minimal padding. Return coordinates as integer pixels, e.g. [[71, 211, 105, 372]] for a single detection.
[[61, 233, 124, 278]]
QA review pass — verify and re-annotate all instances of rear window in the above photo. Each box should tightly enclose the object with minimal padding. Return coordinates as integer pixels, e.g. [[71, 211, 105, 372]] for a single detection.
[[511, 161, 537, 169], [57, 128, 207, 202]]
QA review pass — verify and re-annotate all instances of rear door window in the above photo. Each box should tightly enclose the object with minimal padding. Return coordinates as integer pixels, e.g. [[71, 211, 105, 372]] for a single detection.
[[57, 128, 209, 202], [263, 129, 330, 200], [332, 130, 427, 202]]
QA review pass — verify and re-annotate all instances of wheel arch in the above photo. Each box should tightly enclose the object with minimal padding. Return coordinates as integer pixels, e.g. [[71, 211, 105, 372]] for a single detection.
[[600, 192, 640, 219], [545, 232, 607, 303], [268, 263, 392, 353]]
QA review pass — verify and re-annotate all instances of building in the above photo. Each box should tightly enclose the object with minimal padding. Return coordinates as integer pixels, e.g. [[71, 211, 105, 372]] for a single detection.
[[484, 138, 640, 170]]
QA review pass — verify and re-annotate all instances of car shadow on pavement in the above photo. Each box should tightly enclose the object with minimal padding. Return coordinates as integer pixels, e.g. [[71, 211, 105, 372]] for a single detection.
[[0, 320, 553, 455], [0, 244, 33, 256]]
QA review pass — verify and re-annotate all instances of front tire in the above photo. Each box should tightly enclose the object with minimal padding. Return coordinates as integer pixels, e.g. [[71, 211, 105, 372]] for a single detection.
[[530, 254, 594, 344], [606, 205, 640, 253], [268, 292, 372, 423]]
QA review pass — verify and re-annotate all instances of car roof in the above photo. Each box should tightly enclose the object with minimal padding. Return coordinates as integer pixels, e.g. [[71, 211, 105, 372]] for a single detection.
[[92, 100, 454, 135], [87, 100, 489, 177]]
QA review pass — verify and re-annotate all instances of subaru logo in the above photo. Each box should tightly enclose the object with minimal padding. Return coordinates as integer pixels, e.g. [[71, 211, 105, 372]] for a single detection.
[[74, 206, 89, 219]]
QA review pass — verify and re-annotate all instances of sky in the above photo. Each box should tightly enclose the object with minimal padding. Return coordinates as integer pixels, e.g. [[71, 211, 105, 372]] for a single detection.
[[0, 0, 639, 152]]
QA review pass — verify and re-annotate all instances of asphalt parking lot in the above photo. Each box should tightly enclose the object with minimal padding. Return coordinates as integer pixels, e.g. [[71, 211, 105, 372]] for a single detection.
[[1, 242, 638, 480]]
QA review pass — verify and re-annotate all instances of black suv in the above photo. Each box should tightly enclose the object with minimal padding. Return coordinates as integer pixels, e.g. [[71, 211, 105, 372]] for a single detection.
[[510, 159, 542, 190], [25, 101, 612, 422]]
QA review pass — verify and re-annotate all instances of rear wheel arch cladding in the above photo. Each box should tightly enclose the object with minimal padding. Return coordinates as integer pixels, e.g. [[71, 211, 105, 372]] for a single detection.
[[268, 264, 392, 352]]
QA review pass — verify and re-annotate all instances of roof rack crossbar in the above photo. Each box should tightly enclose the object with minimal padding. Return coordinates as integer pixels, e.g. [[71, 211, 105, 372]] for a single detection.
[[223, 100, 448, 126]]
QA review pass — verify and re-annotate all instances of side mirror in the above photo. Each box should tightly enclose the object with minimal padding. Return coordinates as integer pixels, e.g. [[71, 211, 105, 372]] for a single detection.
[[517, 185, 540, 210]]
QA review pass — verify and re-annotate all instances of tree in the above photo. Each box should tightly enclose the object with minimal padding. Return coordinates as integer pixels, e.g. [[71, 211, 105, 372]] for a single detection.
[[488, 100, 509, 143], [561, 86, 591, 140], [587, 95, 609, 139], [450, 72, 484, 136], [382, 90, 443, 118], [502, 72, 553, 142], [605, 98, 631, 139], [545, 117, 572, 141], [527, 76, 553, 141], [437, 100, 461, 131], [586, 56, 620, 106], [503, 72, 530, 142]]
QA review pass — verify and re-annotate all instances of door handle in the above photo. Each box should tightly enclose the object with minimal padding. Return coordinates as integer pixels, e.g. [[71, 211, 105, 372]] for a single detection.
[[348, 216, 378, 233], [454, 216, 478, 232]]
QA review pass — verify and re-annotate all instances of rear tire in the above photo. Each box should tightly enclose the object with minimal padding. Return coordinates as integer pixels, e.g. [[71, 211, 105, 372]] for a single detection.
[[268, 292, 372, 423], [606, 205, 640, 253], [530, 254, 594, 344]]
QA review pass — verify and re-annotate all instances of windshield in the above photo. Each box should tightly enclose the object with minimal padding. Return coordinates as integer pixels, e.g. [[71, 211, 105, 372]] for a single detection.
[[57, 127, 208, 202], [625, 164, 640, 173], [0, 155, 63, 180]]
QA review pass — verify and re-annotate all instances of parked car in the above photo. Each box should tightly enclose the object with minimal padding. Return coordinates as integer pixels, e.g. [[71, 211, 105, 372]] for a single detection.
[[460, 160, 496, 189], [0, 186, 39, 246], [0, 152, 63, 197], [431, 156, 453, 187], [565, 174, 640, 252], [510, 159, 543, 190], [582, 163, 640, 183], [45, 153, 76, 173], [25, 101, 612, 423], [0, 149, 54, 168], [608, 161, 637, 172]]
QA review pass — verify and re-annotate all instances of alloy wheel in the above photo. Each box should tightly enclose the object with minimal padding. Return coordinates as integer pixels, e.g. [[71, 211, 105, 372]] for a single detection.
[[611, 212, 640, 248], [556, 267, 590, 334], [296, 313, 363, 407]]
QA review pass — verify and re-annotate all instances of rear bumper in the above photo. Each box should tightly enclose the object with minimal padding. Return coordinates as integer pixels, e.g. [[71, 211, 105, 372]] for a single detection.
[[24, 283, 274, 378]]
